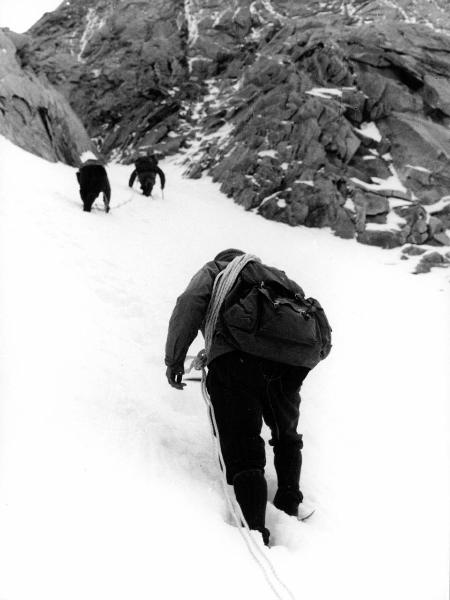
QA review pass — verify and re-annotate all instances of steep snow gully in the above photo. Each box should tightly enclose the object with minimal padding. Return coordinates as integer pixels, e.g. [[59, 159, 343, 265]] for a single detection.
[[0, 137, 449, 600]]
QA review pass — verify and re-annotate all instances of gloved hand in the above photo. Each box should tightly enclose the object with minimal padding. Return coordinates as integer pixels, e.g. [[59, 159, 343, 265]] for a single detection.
[[166, 366, 186, 390]]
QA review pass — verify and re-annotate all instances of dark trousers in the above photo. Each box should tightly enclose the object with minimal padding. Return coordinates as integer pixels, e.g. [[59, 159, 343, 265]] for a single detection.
[[138, 173, 156, 196], [206, 351, 309, 512], [77, 165, 111, 212]]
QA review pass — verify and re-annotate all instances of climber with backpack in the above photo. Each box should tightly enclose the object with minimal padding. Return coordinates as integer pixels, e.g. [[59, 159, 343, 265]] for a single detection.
[[76, 158, 111, 213], [128, 153, 165, 197], [164, 249, 332, 546]]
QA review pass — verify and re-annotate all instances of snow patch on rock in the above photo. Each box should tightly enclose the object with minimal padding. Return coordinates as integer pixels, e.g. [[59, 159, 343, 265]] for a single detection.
[[78, 8, 106, 63]]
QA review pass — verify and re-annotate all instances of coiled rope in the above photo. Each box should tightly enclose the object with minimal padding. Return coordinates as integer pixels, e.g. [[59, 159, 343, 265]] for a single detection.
[[204, 253, 260, 356], [195, 253, 297, 600]]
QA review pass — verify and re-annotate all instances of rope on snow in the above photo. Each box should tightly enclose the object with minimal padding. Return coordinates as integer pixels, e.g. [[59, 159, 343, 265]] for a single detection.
[[89, 191, 136, 212], [199, 365, 296, 600], [111, 190, 138, 210]]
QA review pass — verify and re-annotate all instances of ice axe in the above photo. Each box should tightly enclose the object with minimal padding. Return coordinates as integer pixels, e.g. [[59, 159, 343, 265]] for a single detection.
[[183, 350, 206, 381]]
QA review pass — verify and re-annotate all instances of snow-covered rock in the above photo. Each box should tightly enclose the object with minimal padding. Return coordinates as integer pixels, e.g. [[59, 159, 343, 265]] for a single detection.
[[0, 29, 93, 165], [8, 0, 450, 248]]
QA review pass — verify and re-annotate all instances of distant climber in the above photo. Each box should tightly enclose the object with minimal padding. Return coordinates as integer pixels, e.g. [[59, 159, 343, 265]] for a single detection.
[[128, 154, 165, 197], [164, 249, 332, 546], [76, 159, 111, 213]]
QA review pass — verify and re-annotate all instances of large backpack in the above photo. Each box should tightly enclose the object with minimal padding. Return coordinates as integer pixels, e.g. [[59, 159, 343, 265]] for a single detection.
[[217, 261, 332, 369], [135, 155, 158, 173], [77, 162, 107, 192]]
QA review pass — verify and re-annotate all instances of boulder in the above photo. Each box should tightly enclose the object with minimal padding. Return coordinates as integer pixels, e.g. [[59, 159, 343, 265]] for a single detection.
[[353, 190, 389, 215], [237, 188, 260, 210], [401, 244, 427, 256], [348, 155, 392, 181], [428, 216, 450, 245], [332, 206, 356, 239], [431, 202, 450, 229], [357, 228, 407, 248], [423, 74, 450, 117], [355, 67, 423, 120], [0, 29, 93, 165], [377, 113, 450, 203], [342, 88, 366, 124], [393, 203, 431, 244], [414, 251, 449, 274]]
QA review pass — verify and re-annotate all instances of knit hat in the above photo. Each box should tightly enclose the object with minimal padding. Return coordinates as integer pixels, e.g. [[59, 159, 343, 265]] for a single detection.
[[214, 248, 245, 263]]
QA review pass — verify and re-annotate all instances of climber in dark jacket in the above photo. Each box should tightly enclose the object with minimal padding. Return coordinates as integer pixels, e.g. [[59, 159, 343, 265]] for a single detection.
[[165, 249, 311, 546], [76, 159, 111, 213], [128, 154, 165, 197]]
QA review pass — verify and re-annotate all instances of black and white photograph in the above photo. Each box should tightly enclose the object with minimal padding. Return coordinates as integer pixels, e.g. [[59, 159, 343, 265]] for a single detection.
[[0, 1, 449, 599]]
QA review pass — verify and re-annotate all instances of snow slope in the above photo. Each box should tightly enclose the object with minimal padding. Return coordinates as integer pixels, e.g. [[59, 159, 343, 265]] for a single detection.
[[0, 136, 449, 600]]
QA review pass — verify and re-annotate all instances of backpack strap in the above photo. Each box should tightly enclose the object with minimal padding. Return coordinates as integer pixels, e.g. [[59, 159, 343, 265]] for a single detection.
[[204, 254, 261, 357], [303, 297, 332, 359]]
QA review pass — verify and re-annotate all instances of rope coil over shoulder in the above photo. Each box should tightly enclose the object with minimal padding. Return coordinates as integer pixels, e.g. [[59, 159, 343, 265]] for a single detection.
[[204, 253, 260, 359]]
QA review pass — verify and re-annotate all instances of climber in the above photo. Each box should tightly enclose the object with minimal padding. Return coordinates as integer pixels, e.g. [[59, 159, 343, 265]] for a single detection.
[[164, 249, 332, 545], [76, 158, 111, 213], [128, 153, 165, 197]]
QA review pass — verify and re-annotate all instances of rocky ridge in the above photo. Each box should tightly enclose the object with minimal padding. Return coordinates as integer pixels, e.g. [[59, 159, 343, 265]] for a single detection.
[[18, 1, 450, 257], [0, 29, 93, 165], [27, 0, 190, 156]]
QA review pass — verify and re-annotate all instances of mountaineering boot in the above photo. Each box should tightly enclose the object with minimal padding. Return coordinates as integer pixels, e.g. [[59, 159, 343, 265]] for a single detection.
[[273, 437, 303, 516], [273, 486, 302, 516], [233, 469, 270, 546]]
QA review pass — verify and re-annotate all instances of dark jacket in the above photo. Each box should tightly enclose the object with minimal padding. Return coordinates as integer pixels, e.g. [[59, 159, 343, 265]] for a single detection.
[[76, 160, 111, 202], [164, 258, 304, 371], [128, 164, 165, 189]]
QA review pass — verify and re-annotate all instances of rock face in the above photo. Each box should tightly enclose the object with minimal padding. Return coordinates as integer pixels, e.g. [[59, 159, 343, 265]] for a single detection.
[[23, 0, 450, 250], [27, 0, 190, 157], [0, 29, 93, 165]]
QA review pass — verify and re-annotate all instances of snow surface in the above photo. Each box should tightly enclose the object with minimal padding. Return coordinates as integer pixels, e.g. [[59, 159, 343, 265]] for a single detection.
[[406, 164, 432, 174], [365, 211, 407, 231], [184, 0, 201, 47], [77, 8, 107, 63], [258, 150, 278, 158], [425, 196, 450, 214], [358, 122, 382, 142], [0, 136, 449, 600], [351, 169, 407, 193], [305, 88, 344, 99]]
